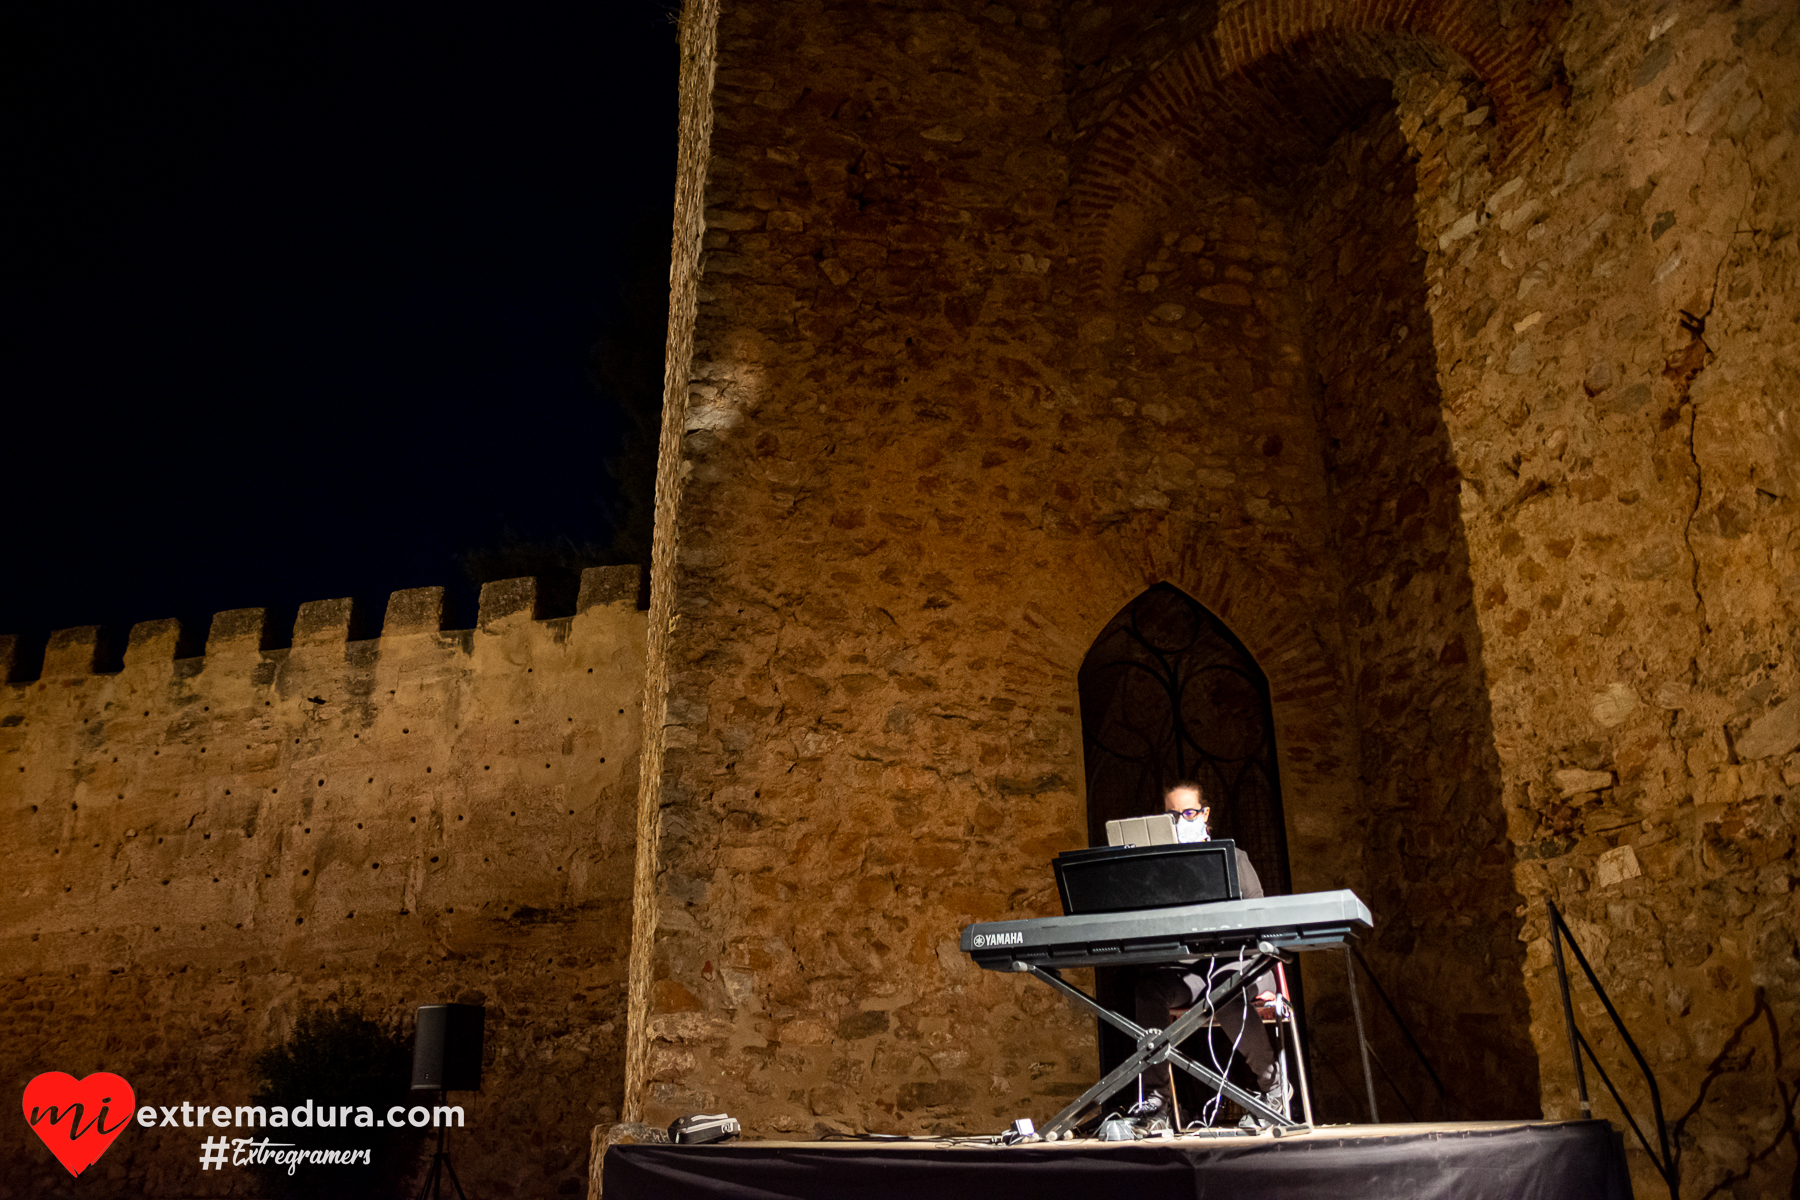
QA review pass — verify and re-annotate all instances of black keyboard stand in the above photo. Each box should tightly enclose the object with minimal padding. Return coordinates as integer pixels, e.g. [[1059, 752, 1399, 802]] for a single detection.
[[1027, 943, 1306, 1136]]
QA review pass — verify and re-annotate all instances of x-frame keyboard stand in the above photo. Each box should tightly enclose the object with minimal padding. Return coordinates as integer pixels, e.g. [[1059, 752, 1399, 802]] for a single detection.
[[1027, 942, 1310, 1135]]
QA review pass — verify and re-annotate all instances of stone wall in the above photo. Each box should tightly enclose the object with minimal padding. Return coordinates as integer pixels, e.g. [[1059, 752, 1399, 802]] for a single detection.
[[627, 0, 1462, 1140], [627, 0, 1109, 1136], [1390, 5, 1800, 1194], [2, 567, 645, 1198], [630, 0, 1797, 1195], [1295, 86, 1537, 1119]]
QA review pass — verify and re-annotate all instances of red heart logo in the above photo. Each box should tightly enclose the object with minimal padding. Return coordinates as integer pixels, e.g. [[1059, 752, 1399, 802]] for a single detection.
[[22, 1072, 137, 1177]]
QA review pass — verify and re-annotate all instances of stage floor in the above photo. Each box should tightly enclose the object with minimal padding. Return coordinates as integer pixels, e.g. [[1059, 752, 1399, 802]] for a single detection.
[[603, 1119, 1632, 1199]]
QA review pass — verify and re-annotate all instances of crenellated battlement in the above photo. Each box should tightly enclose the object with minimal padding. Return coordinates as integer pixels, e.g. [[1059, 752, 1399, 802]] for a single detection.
[[0, 563, 649, 1179], [1, 565, 644, 684]]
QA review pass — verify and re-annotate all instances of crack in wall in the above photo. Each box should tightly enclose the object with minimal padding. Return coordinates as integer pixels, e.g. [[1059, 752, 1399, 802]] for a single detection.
[[1672, 135, 1758, 648], [1676, 343, 1709, 633], [1670, 211, 1758, 800]]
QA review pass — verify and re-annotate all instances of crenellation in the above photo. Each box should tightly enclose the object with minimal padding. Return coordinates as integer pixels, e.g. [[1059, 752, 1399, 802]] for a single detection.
[[205, 607, 271, 656], [382, 584, 446, 636], [123, 618, 185, 668], [579, 563, 648, 611], [40, 626, 107, 679], [478, 576, 540, 626], [0, 570, 654, 696], [293, 596, 358, 646]]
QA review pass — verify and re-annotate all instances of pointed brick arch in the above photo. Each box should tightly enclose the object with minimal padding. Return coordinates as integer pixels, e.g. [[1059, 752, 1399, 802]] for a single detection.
[[1070, 520, 1347, 718], [1015, 519, 1363, 898], [1071, 0, 1568, 293]]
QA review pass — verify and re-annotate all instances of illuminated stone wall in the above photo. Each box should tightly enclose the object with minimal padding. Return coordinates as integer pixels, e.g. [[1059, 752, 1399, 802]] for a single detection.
[[628, 2, 1796, 1196], [1, 568, 645, 1198]]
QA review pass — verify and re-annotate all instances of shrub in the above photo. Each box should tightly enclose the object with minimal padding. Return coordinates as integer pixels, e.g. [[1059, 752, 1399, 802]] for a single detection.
[[249, 995, 426, 1198]]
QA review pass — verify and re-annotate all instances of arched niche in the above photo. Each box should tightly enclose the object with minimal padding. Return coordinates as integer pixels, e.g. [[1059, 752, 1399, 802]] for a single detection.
[[1078, 580, 1290, 896], [1076, 581, 1300, 1105]]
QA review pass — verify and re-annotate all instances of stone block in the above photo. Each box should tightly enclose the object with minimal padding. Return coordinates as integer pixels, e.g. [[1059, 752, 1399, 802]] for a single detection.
[[1589, 683, 1638, 728], [124, 619, 184, 667], [293, 598, 356, 646], [604, 1122, 670, 1149], [1554, 768, 1614, 797], [579, 565, 647, 611], [383, 587, 445, 636], [41, 627, 102, 677], [1595, 845, 1641, 889], [206, 609, 269, 656], [478, 577, 539, 626], [1736, 697, 1799, 762]]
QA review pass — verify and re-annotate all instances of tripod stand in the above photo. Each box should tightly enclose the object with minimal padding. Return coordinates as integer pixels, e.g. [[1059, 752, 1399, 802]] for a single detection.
[[414, 1089, 469, 1200]]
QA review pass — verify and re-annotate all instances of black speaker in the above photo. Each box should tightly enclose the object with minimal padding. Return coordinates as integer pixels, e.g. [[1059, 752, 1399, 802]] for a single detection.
[[412, 1004, 485, 1093]]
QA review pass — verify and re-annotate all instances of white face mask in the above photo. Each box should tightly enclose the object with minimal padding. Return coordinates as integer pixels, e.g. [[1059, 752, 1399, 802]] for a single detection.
[[1174, 815, 1210, 843]]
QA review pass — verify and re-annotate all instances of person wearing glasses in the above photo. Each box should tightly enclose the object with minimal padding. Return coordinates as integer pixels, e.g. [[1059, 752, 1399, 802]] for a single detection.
[[1130, 780, 1286, 1128]]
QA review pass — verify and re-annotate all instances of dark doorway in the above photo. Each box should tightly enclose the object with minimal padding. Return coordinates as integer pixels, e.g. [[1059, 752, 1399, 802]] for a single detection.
[[1077, 583, 1295, 1111]]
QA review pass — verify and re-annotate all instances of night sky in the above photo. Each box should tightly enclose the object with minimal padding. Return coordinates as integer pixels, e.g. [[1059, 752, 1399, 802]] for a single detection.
[[6, 3, 679, 662]]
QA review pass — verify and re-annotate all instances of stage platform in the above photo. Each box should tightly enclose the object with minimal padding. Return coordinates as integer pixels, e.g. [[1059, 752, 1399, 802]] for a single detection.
[[603, 1119, 1631, 1199]]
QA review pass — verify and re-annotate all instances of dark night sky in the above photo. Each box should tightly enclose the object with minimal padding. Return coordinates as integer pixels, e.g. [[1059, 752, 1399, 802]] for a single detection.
[[5, 3, 679, 658]]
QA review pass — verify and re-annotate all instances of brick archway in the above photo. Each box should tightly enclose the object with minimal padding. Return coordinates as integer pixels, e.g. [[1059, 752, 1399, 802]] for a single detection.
[[1026, 519, 1359, 899], [1116, 540, 1356, 899], [1073, 515, 1347, 729], [1070, 0, 1569, 294]]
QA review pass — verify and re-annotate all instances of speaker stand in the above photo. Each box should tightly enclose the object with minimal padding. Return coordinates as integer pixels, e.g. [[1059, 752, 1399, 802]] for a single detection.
[[415, 1089, 470, 1200]]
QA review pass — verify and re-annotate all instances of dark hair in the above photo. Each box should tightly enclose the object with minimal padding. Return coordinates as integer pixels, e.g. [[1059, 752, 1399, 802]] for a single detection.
[[1164, 779, 1205, 800]]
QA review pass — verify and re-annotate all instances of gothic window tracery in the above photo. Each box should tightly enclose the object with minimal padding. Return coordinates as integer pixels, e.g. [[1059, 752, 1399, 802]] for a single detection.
[[1078, 581, 1290, 896]]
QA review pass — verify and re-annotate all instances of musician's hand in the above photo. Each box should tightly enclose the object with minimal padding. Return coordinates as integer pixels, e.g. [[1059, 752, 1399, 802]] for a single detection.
[[1252, 991, 1285, 1020]]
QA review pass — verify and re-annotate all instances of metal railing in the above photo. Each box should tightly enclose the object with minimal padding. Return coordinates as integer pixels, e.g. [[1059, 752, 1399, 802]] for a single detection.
[[1341, 944, 1454, 1122], [1548, 899, 1677, 1199]]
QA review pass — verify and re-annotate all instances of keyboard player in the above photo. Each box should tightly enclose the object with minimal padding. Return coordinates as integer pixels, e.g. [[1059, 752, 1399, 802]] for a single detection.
[[1131, 780, 1285, 1126]]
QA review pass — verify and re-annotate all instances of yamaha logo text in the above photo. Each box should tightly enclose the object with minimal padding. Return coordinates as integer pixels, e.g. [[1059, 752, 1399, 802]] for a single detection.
[[972, 931, 1024, 948]]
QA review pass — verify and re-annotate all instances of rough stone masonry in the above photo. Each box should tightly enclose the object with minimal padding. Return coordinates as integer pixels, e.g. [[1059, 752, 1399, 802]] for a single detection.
[[3, 568, 645, 1198], [626, 1, 1796, 1197], [4, 3, 1795, 1199]]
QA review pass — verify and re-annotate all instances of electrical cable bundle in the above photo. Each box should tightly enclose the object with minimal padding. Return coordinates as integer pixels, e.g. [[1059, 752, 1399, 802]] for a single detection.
[[1196, 950, 1251, 1131]]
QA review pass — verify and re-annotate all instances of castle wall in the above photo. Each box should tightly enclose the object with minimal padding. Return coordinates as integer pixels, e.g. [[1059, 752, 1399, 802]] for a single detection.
[[633, 1, 1797, 1195], [2, 568, 645, 1198], [1388, 7, 1799, 1194], [629, 0, 1377, 1139], [629, 0, 1108, 1135], [1294, 90, 1538, 1119]]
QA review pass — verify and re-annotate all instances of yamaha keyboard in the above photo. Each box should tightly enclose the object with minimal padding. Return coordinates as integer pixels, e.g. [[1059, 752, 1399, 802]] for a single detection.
[[960, 889, 1372, 1133], [960, 889, 1371, 971]]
